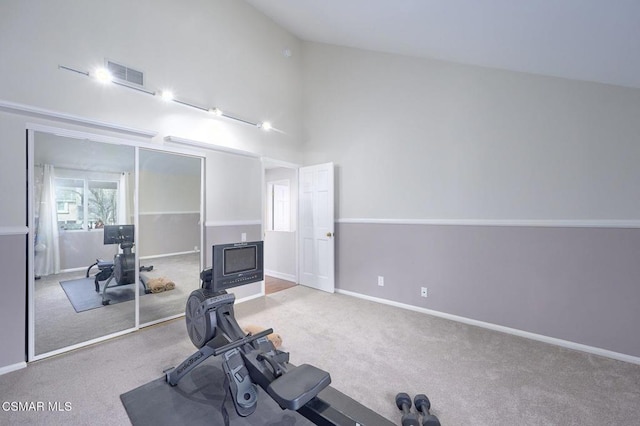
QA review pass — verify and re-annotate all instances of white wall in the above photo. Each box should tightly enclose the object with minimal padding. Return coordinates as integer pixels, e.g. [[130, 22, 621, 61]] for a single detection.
[[4, 1, 640, 370], [264, 167, 298, 281], [206, 150, 262, 224], [0, 0, 302, 370], [301, 42, 640, 221], [1, 0, 303, 227], [0, 0, 302, 190], [300, 41, 640, 360], [139, 173, 200, 214]]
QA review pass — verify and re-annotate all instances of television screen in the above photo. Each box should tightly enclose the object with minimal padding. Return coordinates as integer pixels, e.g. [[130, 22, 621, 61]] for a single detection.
[[224, 245, 257, 275], [103, 224, 134, 245], [209, 241, 264, 292]]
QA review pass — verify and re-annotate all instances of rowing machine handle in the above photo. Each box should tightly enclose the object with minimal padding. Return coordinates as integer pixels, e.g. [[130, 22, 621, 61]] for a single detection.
[[213, 328, 274, 357]]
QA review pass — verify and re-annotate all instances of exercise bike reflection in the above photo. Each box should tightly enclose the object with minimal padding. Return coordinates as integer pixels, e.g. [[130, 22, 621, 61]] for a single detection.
[[86, 225, 153, 306]]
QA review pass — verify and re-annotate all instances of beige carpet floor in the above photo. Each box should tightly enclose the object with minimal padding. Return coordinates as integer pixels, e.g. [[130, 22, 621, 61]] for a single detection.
[[33, 252, 200, 355], [2, 285, 639, 425]]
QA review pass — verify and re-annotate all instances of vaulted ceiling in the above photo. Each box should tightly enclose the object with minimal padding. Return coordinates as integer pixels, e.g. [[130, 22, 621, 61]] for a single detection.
[[246, 0, 640, 89]]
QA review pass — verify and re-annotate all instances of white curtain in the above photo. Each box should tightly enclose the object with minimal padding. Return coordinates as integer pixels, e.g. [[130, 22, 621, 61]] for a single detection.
[[118, 172, 131, 224], [34, 164, 60, 276]]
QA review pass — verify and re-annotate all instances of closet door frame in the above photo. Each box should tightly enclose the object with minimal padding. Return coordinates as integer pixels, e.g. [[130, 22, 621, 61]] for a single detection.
[[27, 122, 205, 362]]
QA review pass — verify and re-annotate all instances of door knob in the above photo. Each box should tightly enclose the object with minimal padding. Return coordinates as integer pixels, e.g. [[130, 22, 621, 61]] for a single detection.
[[326, 232, 334, 237]]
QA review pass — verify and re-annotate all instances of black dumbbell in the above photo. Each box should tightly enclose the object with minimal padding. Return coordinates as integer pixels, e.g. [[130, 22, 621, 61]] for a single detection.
[[395, 392, 420, 426], [414, 394, 441, 426]]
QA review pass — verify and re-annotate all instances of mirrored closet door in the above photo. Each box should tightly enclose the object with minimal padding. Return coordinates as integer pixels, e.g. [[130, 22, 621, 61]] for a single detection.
[[31, 131, 136, 357], [138, 149, 203, 325]]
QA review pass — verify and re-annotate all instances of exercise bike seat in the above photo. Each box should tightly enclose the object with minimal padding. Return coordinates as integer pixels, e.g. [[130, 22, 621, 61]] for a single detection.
[[97, 260, 114, 268], [266, 364, 331, 411]]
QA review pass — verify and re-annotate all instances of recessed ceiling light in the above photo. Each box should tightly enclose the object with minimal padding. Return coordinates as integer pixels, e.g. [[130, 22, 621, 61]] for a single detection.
[[159, 90, 174, 102], [260, 121, 272, 131], [94, 67, 112, 83], [209, 107, 223, 116], [60, 64, 277, 132]]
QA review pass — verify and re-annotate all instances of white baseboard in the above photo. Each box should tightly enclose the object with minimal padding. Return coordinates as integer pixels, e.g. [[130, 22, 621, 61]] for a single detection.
[[140, 250, 199, 260], [264, 270, 296, 283], [336, 289, 640, 366], [59, 266, 88, 274], [0, 361, 27, 376]]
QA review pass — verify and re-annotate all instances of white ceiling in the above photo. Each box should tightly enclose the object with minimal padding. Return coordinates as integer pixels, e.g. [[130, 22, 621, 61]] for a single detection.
[[245, 0, 640, 89]]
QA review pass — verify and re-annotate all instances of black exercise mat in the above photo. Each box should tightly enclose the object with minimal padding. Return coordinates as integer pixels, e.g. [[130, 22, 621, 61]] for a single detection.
[[120, 357, 314, 426], [60, 277, 145, 313]]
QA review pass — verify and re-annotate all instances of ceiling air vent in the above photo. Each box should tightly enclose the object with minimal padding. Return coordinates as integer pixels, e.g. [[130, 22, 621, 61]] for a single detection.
[[106, 60, 144, 87]]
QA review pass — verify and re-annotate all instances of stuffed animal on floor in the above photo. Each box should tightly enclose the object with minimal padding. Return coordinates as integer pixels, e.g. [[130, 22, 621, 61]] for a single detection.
[[242, 324, 283, 349], [146, 277, 176, 293], [163, 279, 175, 291]]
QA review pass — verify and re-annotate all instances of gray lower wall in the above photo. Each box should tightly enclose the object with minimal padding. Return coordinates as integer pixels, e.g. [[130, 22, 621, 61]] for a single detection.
[[139, 213, 200, 258], [58, 230, 118, 271], [205, 224, 263, 300], [57, 212, 201, 269], [336, 222, 640, 358], [0, 234, 27, 369]]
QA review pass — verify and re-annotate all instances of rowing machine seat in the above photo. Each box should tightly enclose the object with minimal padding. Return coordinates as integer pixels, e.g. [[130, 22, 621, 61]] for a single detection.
[[266, 363, 331, 411]]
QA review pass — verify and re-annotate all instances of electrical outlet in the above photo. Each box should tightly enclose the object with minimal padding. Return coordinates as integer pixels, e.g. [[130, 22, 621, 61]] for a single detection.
[[421, 287, 428, 298], [378, 276, 384, 286], [241, 232, 247, 242]]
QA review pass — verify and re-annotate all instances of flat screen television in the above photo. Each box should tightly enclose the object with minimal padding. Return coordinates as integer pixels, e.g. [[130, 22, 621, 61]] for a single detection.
[[103, 224, 134, 245], [209, 241, 264, 292]]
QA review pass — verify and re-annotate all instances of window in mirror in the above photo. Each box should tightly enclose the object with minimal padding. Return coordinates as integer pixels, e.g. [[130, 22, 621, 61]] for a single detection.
[[88, 180, 118, 227], [55, 178, 84, 229], [54, 173, 122, 230]]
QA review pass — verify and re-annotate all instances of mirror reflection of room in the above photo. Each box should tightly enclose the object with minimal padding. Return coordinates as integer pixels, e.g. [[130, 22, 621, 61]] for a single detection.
[[137, 149, 202, 325], [32, 132, 136, 355]]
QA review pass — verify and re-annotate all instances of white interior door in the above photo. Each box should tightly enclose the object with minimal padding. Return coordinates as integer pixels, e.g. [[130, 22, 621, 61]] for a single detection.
[[299, 162, 335, 293]]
